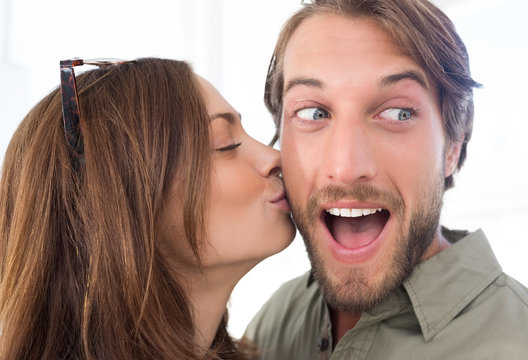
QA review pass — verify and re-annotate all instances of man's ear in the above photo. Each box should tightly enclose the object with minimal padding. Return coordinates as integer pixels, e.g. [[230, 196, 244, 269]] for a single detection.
[[444, 141, 462, 178]]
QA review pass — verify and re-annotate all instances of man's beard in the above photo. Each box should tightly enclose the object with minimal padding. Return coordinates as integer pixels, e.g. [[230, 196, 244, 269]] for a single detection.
[[290, 175, 444, 313]]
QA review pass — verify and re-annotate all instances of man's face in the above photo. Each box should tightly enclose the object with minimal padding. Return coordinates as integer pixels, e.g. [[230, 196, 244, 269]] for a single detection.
[[280, 14, 461, 312]]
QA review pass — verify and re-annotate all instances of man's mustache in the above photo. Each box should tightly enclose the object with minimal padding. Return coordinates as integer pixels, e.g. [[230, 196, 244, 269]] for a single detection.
[[301, 184, 405, 219]]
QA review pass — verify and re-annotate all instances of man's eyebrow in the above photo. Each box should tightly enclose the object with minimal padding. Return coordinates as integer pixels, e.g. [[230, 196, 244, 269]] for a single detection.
[[282, 72, 428, 97], [379, 70, 429, 91], [210, 112, 241, 124], [283, 77, 325, 95]]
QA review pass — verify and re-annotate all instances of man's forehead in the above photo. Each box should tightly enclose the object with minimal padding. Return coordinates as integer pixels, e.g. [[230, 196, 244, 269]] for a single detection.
[[281, 14, 434, 96]]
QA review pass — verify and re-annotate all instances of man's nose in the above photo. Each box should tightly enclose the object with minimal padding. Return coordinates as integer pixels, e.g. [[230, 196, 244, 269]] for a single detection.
[[322, 118, 377, 185]]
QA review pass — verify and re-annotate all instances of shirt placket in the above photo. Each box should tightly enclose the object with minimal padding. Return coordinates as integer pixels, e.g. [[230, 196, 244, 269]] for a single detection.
[[330, 313, 380, 360], [316, 304, 334, 360]]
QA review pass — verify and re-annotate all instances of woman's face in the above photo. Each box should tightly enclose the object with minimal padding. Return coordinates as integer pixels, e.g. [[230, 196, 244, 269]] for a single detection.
[[171, 76, 295, 271]]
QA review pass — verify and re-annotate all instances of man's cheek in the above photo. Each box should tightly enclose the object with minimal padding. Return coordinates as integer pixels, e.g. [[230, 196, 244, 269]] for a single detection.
[[283, 135, 320, 179]]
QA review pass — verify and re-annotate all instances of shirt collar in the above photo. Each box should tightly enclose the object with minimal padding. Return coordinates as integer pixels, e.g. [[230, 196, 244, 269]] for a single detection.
[[403, 228, 502, 341], [307, 269, 316, 287]]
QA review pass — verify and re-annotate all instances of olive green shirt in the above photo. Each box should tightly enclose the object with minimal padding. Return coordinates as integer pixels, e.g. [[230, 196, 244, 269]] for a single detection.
[[245, 229, 528, 359]]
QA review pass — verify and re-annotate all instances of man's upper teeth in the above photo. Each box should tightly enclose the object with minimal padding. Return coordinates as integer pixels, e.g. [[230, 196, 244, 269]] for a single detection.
[[326, 208, 383, 217]]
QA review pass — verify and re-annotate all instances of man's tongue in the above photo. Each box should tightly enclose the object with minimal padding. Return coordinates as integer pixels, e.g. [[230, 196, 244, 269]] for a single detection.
[[332, 213, 385, 249]]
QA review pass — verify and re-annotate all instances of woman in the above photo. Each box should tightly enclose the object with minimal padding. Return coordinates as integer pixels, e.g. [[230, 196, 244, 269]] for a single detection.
[[0, 58, 295, 359]]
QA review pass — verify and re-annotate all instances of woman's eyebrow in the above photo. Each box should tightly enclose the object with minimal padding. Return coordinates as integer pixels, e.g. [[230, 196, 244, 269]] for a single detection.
[[210, 112, 242, 124]]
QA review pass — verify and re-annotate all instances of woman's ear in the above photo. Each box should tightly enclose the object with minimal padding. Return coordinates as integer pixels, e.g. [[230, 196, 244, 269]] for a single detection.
[[444, 141, 462, 178]]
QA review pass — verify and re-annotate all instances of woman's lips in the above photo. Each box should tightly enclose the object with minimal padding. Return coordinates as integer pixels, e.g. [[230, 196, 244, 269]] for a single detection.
[[270, 191, 291, 212]]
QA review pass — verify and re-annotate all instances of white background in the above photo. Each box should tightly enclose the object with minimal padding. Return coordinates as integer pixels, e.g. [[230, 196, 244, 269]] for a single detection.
[[1, 0, 527, 338]]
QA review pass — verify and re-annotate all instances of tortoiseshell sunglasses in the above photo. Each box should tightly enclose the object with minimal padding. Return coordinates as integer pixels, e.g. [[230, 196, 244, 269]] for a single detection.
[[59, 58, 132, 173]]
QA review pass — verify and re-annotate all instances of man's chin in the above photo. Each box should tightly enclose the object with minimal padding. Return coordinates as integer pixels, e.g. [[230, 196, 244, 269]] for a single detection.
[[309, 250, 409, 313]]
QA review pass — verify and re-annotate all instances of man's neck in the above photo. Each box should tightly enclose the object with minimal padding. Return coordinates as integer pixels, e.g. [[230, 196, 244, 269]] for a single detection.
[[330, 308, 361, 348], [421, 226, 452, 262]]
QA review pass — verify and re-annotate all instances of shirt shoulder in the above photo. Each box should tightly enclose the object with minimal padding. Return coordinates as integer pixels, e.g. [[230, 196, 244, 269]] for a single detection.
[[434, 273, 528, 359], [470, 272, 528, 329], [496, 272, 528, 305], [245, 272, 326, 360]]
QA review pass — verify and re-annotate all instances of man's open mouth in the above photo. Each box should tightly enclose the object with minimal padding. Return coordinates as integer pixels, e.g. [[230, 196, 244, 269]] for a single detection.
[[323, 207, 391, 249]]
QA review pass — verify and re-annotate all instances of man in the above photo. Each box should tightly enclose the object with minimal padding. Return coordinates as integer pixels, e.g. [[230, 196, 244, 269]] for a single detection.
[[245, 0, 528, 359]]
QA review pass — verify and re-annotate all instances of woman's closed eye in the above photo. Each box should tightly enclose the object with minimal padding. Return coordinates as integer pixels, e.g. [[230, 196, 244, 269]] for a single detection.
[[216, 142, 242, 152]]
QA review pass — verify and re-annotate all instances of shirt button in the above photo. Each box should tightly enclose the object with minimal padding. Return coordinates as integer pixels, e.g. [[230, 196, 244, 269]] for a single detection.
[[318, 337, 329, 352]]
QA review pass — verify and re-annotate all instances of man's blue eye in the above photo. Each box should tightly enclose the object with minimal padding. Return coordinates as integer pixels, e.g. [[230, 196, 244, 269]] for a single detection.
[[296, 107, 329, 120], [380, 108, 413, 121]]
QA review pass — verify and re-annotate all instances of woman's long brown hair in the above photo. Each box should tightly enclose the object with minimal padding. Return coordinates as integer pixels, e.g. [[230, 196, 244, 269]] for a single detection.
[[0, 58, 248, 359]]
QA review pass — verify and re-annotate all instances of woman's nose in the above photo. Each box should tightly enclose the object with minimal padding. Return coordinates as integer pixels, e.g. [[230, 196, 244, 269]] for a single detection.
[[255, 141, 282, 178]]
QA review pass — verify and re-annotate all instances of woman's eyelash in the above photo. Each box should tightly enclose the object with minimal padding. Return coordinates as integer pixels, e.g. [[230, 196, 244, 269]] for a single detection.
[[216, 142, 242, 152]]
